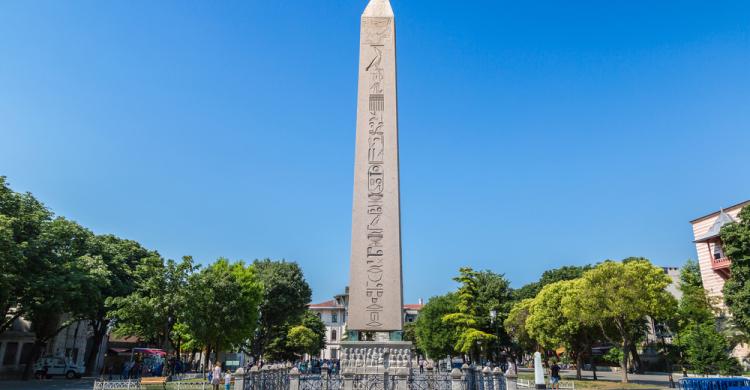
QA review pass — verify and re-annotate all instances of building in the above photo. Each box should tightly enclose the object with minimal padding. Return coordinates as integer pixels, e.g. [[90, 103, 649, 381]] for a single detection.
[[0, 315, 94, 377], [690, 200, 750, 364], [309, 287, 424, 360], [690, 200, 750, 310]]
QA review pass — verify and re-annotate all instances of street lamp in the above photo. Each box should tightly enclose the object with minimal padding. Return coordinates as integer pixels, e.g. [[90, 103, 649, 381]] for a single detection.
[[489, 309, 498, 365]]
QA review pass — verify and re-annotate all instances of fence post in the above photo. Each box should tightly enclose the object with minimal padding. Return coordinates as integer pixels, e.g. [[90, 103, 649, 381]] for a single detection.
[[483, 367, 492, 390], [289, 367, 300, 390], [492, 367, 503, 390], [250, 365, 259, 389], [342, 370, 354, 390], [233, 367, 245, 390], [321, 363, 330, 390], [451, 368, 463, 390], [396, 368, 408, 390]]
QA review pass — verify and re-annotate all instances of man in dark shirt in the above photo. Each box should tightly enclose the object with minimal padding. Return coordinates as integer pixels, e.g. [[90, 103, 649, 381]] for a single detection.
[[550, 361, 561, 389]]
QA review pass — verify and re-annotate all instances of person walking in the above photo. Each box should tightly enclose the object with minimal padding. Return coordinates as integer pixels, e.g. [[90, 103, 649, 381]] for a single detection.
[[224, 370, 232, 390], [211, 363, 222, 390], [549, 360, 561, 390]]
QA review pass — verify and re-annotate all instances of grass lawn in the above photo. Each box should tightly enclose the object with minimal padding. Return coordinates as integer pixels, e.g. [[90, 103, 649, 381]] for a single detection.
[[516, 372, 663, 389]]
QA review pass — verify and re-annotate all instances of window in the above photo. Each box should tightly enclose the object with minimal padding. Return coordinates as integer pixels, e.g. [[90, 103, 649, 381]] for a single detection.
[[3, 342, 18, 365], [713, 243, 724, 260], [331, 330, 337, 341], [332, 313, 338, 323], [331, 349, 338, 359]]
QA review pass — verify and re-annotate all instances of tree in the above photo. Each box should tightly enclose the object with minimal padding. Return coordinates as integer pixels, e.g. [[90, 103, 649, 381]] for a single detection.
[[721, 206, 750, 335], [182, 258, 262, 366], [564, 259, 677, 383], [513, 265, 592, 301], [286, 326, 319, 359], [526, 279, 601, 379], [250, 259, 312, 359], [0, 176, 53, 333], [109, 256, 196, 350], [414, 293, 459, 360], [21, 218, 108, 379], [474, 270, 514, 362], [678, 322, 742, 376], [80, 235, 159, 374], [672, 259, 742, 376], [443, 268, 496, 362], [503, 299, 539, 357]]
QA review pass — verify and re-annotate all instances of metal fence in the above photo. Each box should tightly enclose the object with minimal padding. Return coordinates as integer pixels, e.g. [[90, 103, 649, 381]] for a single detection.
[[285, 365, 506, 390], [243, 365, 291, 390], [92, 364, 511, 390], [678, 377, 750, 390], [93, 379, 215, 390]]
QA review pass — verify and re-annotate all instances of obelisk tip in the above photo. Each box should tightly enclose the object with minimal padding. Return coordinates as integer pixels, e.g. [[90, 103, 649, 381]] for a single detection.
[[363, 0, 394, 17]]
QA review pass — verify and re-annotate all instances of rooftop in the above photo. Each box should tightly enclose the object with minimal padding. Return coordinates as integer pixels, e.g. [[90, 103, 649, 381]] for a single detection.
[[689, 200, 750, 224]]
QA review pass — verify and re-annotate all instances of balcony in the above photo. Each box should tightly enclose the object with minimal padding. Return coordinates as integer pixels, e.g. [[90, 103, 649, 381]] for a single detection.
[[712, 257, 731, 279]]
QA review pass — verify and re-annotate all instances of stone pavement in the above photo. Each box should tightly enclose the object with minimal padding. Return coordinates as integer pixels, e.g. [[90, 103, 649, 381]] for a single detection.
[[0, 377, 95, 390]]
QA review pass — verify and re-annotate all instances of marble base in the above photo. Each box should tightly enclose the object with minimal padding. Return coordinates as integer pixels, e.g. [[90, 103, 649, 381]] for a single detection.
[[340, 341, 413, 375]]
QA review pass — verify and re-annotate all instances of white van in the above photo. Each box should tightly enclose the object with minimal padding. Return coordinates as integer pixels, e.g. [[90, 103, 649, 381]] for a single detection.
[[34, 356, 85, 379]]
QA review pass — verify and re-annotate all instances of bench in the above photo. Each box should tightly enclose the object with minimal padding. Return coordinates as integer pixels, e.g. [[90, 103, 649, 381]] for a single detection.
[[140, 376, 168, 388]]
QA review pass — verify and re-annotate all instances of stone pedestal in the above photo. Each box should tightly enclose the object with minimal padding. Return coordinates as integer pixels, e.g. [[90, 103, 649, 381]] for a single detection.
[[340, 341, 413, 375]]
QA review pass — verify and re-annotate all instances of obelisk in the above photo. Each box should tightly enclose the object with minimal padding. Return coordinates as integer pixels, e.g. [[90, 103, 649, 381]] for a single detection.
[[347, 0, 403, 334]]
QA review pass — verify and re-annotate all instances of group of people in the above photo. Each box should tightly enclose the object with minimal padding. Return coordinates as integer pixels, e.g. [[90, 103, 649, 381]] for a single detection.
[[294, 359, 341, 374], [119, 357, 163, 379], [207, 362, 233, 390]]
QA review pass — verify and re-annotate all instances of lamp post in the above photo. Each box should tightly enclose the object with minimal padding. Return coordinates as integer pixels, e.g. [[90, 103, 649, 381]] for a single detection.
[[489, 309, 498, 364]]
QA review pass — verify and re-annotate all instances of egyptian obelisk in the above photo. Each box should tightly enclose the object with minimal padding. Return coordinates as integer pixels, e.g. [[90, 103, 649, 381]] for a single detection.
[[347, 0, 403, 334]]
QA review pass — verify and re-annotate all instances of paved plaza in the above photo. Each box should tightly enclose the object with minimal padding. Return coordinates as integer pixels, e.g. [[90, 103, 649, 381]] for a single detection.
[[0, 378, 96, 390]]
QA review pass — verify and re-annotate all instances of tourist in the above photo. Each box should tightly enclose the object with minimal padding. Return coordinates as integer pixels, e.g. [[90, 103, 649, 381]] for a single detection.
[[419, 360, 424, 374], [549, 360, 561, 390], [224, 370, 232, 390], [211, 362, 222, 390]]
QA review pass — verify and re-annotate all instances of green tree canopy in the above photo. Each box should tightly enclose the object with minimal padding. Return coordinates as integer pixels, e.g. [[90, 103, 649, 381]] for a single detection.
[[678, 321, 742, 376], [564, 259, 677, 383], [504, 298, 536, 355], [286, 325, 319, 359], [109, 256, 196, 350], [721, 206, 750, 335], [81, 234, 159, 374], [442, 268, 496, 361], [513, 265, 592, 301], [0, 176, 53, 333], [182, 258, 263, 364], [251, 259, 312, 359], [414, 293, 459, 359], [526, 279, 600, 379]]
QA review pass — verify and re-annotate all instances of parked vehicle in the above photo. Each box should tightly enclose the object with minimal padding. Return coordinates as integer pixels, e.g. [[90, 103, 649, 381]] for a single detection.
[[34, 356, 85, 379]]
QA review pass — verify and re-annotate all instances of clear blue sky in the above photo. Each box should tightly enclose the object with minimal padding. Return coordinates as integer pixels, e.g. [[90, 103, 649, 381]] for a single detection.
[[1, 1, 748, 304]]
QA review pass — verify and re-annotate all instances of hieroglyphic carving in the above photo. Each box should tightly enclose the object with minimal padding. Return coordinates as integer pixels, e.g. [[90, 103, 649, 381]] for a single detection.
[[363, 18, 392, 45], [364, 39, 386, 328]]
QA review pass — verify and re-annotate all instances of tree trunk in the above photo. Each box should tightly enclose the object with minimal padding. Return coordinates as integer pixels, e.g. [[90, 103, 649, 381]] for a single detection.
[[575, 353, 582, 380], [629, 343, 643, 374], [592, 359, 597, 381], [620, 342, 630, 383], [204, 344, 211, 371], [21, 340, 46, 380], [84, 320, 107, 376]]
